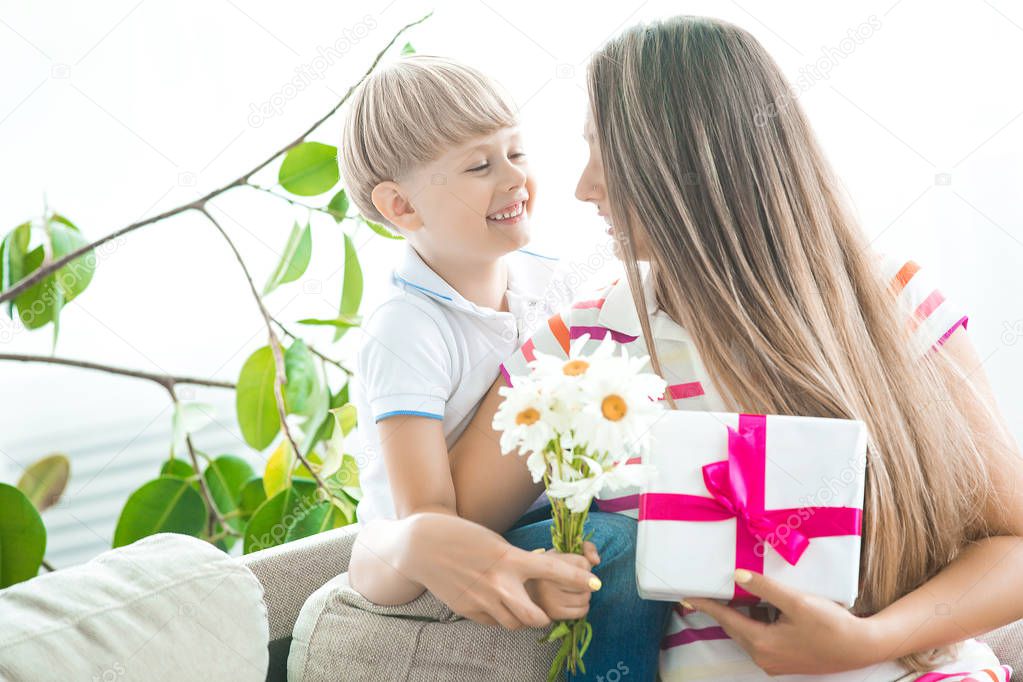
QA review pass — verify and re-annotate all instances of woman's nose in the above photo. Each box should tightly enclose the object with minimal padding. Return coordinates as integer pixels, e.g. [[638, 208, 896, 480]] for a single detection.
[[575, 170, 600, 203]]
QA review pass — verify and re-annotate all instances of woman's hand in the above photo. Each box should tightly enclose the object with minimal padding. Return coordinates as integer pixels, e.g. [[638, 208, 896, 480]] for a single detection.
[[524, 542, 601, 621], [398, 512, 602, 630], [685, 569, 880, 675]]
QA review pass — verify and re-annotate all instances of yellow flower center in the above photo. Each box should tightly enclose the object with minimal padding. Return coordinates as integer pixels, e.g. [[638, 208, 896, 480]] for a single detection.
[[601, 394, 628, 421], [516, 407, 541, 426], [563, 359, 590, 376]]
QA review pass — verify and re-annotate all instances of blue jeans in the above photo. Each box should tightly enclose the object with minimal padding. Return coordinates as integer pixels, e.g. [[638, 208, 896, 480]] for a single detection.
[[503, 501, 673, 681]]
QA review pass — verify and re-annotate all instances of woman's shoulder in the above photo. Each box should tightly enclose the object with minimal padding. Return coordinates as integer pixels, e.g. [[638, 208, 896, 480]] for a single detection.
[[874, 251, 969, 354]]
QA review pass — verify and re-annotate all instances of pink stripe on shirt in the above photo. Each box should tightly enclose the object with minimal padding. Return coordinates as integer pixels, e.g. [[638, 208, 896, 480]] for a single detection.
[[569, 325, 639, 344], [910, 289, 945, 332]]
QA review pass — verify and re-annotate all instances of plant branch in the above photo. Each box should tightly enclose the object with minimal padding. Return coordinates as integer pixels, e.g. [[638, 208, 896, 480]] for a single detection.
[[271, 317, 351, 374], [198, 207, 339, 505], [247, 184, 337, 217], [165, 383, 239, 538], [0, 11, 433, 306], [0, 353, 236, 390]]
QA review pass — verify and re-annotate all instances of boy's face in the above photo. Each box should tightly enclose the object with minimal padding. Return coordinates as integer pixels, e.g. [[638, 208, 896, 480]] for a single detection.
[[375, 126, 536, 262]]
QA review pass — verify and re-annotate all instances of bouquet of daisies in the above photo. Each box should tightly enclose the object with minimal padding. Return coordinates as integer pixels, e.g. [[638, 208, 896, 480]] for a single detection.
[[492, 335, 668, 680]]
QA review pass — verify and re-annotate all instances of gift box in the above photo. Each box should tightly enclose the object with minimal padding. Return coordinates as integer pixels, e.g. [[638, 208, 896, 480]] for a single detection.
[[635, 411, 867, 608]]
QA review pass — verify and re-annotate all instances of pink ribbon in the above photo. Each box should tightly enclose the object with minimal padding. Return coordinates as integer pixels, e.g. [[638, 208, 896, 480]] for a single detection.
[[638, 413, 863, 603]]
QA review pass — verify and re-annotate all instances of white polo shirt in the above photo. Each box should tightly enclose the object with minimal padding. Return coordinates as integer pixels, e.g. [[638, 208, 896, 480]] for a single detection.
[[352, 244, 574, 523]]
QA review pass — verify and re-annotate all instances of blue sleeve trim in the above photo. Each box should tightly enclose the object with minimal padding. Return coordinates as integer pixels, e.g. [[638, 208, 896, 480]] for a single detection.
[[375, 409, 444, 422]]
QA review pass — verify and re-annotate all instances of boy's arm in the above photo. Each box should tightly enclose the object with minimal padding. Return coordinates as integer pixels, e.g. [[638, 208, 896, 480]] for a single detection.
[[348, 414, 455, 605], [378, 415, 456, 518]]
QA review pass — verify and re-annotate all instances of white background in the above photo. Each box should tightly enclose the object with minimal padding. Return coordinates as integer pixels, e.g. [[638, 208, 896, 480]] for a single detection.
[[1, 0, 1021, 561]]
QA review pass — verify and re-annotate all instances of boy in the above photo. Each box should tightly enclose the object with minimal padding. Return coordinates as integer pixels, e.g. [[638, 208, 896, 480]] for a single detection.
[[341, 55, 569, 525]]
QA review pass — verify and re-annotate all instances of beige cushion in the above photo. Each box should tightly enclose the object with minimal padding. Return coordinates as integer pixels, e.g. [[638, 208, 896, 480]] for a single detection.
[[288, 572, 559, 681], [0, 533, 268, 681]]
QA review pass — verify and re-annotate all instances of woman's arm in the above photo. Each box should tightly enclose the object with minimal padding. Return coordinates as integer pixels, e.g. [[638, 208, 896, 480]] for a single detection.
[[350, 510, 598, 629], [348, 410, 600, 627], [450, 376, 547, 533], [865, 328, 1023, 655]]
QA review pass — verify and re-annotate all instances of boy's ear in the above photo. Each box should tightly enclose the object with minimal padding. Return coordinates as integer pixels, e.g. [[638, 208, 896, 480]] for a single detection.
[[371, 181, 423, 232]]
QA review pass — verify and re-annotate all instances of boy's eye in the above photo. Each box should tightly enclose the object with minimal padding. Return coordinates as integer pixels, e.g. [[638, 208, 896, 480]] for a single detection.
[[510, 152, 526, 159], [467, 162, 489, 172]]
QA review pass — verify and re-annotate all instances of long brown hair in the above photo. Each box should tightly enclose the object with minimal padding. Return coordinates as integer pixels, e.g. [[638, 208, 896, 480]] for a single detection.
[[588, 15, 1000, 669]]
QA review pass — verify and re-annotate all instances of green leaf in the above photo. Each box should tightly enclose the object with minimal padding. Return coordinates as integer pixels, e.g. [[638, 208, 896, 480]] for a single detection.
[[278, 142, 339, 196], [283, 339, 317, 415], [113, 476, 206, 548], [296, 358, 329, 457], [263, 439, 295, 499], [243, 480, 318, 553], [262, 221, 312, 296], [304, 383, 348, 458], [400, 41, 416, 55], [16, 453, 70, 512], [13, 215, 95, 340], [0, 482, 46, 587], [296, 315, 361, 328], [204, 456, 254, 515], [319, 404, 357, 481], [283, 500, 350, 542], [335, 233, 363, 342], [160, 457, 195, 479], [546, 621, 571, 641], [326, 190, 349, 223], [358, 215, 403, 240], [48, 215, 94, 300], [236, 346, 280, 450], [1, 222, 31, 318], [238, 477, 267, 517], [203, 455, 255, 550]]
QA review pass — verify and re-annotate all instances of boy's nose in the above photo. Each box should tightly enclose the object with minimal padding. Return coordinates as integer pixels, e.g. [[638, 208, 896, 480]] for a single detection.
[[501, 162, 527, 190]]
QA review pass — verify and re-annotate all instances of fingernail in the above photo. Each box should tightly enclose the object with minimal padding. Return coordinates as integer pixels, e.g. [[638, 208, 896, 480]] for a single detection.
[[588, 576, 602, 591], [734, 569, 753, 584], [680, 599, 695, 611], [532, 547, 546, 553]]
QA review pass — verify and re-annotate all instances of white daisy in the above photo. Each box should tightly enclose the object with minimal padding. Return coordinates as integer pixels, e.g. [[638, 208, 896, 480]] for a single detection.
[[574, 353, 668, 462], [492, 377, 555, 456]]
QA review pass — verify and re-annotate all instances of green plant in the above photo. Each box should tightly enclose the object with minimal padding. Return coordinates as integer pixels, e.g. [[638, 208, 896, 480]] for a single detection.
[[0, 16, 430, 586]]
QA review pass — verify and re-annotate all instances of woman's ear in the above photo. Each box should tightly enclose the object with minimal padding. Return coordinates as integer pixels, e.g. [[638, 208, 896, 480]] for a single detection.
[[371, 181, 423, 232]]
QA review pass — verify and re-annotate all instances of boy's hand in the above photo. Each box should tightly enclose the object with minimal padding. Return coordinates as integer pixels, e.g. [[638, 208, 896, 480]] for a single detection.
[[525, 541, 601, 621]]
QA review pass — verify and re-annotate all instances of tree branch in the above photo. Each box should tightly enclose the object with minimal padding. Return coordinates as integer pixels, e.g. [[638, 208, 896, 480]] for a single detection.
[[0, 11, 433, 306], [166, 383, 239, 538], [271, 317, 351, 375], [0, 353, 235, 390], [198, 206, 339, 505], [247, 184, 339, 218]]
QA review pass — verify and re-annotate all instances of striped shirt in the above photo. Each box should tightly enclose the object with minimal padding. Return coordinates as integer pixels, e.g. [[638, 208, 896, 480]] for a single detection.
[[499, 254, 1007, 681]]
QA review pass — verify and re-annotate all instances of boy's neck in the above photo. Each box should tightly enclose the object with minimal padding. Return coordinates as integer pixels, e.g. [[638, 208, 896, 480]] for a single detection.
[[416, 247, 509, 313]]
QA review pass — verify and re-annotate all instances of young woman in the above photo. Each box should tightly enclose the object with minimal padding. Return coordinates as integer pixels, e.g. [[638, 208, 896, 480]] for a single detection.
[[351, 15, 1023, 681]]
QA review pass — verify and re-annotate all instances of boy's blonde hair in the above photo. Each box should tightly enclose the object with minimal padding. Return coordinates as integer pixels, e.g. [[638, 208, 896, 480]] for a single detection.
[[339, 55, 517, 227]]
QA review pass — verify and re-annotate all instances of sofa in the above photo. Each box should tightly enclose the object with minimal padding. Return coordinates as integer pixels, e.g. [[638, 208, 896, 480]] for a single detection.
[[2, 526, 1020, 681]]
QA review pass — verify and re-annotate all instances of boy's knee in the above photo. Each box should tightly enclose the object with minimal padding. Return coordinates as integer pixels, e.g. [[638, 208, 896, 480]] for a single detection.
[[585, 512, 638, 567]]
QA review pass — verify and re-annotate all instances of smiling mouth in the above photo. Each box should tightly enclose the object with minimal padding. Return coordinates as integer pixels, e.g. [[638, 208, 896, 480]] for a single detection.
[[486, 201, 526, 224]]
